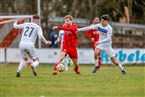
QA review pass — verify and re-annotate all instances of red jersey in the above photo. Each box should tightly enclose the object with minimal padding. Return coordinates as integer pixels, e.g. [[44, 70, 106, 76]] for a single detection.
[[58, 23, 78, 47], [86, 29, 99, 41], [86, 29, 99, 49]]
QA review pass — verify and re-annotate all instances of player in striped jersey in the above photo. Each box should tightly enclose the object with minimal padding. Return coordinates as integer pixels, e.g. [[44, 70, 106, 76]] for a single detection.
[[79, 14, 127, 74]]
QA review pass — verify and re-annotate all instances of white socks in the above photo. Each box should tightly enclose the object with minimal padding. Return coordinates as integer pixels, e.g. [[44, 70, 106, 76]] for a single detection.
[[118, 64, 124, 71], [62, 57, 69, 71], [17, 59, 39, 73], [31, 61, 39, 68], [95, 60, 98, 67], [17, 59, 27, 73]]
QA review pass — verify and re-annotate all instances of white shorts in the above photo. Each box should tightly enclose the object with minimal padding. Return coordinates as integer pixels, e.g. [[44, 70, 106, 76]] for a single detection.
[[19, 44, 38, 59], [96, 44, 115, 57]]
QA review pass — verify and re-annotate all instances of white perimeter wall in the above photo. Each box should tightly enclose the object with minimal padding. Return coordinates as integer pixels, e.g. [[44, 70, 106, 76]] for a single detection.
[[0, 48, 5, 62], [0, 48, 145, 64]]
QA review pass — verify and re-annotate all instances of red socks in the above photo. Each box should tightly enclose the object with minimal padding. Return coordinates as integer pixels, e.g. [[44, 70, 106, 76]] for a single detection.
[[98, 56, 101, 69]]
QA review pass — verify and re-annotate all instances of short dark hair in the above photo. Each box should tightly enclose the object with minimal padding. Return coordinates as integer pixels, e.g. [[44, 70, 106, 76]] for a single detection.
[[33, 14, 40, 19], [101, 14, 109, 20]]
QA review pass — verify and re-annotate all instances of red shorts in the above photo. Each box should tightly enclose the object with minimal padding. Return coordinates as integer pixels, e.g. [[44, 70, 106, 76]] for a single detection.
[[62, 46, 78, 59]]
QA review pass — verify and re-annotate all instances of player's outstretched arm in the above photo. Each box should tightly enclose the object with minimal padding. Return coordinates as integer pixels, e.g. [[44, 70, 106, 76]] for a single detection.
[[38, 27, 52, 45], [53, 26, 58, 29], [47, 41, 52, 45], [78, 25, 98, 32], [39, 35, 51, 45], [13, 20, 24, 29], [53, 25, 77, 34]]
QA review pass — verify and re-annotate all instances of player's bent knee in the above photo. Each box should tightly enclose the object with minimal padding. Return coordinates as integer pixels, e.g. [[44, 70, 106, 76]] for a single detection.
[[95, 49, 101, 55], [110, 57, 119, 64], [110, 57, 115, 61], [94, 51, 99, 56]]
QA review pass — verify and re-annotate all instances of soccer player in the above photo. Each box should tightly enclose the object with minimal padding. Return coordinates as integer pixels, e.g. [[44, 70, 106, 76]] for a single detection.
[[55, 30, 69, 71], [78, 14, 127, 74], [86, 17, 102, 72], [14, 14, 52, 77], [52, 15, 80, 75]]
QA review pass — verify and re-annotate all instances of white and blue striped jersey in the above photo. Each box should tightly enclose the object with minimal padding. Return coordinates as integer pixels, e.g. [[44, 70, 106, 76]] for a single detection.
[[78, 23, 112, 45]]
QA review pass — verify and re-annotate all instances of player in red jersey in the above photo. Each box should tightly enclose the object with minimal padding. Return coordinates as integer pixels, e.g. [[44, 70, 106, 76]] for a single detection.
[[52, 15, 80, 75], [86, 17, 102, 72]]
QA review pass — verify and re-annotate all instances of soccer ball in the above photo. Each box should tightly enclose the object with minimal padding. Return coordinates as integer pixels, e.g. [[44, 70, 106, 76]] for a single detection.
[[56, 63, 65, 72]]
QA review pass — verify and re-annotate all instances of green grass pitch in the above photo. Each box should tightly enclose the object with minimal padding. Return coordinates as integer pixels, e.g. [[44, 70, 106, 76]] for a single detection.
[[0, 64, 145, 97]]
